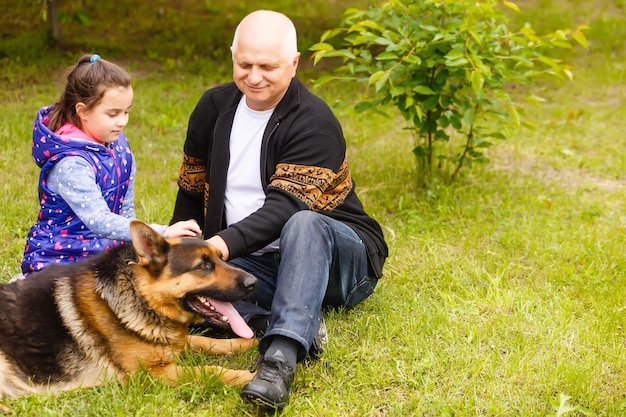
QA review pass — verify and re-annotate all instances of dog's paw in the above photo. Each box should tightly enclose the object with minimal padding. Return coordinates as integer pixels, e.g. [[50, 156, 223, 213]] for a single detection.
[[232, 337, 259, 351]]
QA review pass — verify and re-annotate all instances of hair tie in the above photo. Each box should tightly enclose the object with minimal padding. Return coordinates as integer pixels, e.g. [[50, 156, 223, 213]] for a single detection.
[[90, 54, 101, 63]]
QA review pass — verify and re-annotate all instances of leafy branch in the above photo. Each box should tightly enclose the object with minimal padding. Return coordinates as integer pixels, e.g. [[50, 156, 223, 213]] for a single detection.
[[311, 0, 589, 186]]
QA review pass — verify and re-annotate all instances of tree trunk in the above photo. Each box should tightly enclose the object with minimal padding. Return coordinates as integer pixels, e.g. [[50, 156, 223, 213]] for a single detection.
[[45, 0, 61, 44]]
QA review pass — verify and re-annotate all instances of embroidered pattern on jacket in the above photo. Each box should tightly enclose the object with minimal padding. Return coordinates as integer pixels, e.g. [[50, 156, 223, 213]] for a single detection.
[[269, 159, 352, 211], [178, 154, 206, 194]]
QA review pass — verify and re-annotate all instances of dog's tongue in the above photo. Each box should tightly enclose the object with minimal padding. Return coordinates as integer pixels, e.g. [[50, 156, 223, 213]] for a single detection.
[[208, 299, 254, 339]]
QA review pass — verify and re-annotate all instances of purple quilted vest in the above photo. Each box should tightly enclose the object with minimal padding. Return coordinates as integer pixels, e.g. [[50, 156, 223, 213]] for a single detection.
[[21, 106, 133, 275]]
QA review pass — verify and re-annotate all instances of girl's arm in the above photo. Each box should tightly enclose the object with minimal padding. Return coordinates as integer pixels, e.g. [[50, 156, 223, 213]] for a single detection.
[[48, 156, 135, 240], [48, 156, 201, 240]]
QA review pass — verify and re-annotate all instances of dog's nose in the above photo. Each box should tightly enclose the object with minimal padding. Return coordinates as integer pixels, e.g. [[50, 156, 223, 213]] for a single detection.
[[242, 274, 257, 292]]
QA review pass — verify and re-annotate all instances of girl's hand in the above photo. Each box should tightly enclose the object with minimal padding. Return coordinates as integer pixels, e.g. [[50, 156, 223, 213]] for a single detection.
[[163, 219, 202, 238]]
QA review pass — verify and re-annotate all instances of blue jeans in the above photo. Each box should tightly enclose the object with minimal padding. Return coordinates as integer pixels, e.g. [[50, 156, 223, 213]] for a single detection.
[[228, 211, 377, 361]]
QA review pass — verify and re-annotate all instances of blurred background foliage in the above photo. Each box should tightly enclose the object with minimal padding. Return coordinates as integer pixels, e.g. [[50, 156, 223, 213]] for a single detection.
[[1, 0, 370, 73], [1, 0, 622, 90]]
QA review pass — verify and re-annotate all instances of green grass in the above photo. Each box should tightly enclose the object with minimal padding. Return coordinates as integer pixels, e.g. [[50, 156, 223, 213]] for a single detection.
[[1, 0, 626, 415]]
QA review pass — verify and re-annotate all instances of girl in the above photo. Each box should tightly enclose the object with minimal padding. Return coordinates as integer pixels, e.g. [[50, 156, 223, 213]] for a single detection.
[[20, 53, 201, 277]]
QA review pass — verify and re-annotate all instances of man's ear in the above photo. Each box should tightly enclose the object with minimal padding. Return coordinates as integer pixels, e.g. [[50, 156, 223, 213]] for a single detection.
[[291, 52, 300, 77]]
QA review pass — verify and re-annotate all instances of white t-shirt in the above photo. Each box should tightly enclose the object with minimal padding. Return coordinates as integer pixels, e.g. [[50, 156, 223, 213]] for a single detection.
[[225, 96, 279, 253]]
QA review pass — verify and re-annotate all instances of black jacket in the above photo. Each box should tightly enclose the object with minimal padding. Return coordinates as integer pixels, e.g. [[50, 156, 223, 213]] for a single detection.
[[171, 78, 388, 277]]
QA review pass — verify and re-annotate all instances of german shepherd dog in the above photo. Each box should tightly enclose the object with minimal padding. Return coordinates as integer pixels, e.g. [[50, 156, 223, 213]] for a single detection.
[[0, 221, 258, 399]]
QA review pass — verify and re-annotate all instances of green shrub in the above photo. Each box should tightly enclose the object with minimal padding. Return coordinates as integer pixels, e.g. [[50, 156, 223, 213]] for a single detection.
[[311, 0, 588, 186]]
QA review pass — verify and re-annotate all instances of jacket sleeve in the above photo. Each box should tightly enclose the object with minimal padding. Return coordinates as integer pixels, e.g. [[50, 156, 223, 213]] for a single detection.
[[48, 157, 135, 241], [170, 92, 214, 227]]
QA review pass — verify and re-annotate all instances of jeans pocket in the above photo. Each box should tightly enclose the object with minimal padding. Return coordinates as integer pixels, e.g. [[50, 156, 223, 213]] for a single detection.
[[345, 276, 378, 308]]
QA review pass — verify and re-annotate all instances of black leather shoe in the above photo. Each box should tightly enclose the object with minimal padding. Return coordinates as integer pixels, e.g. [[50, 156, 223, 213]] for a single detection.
[[247, 315, 270, 337], [240, 357, 295, 409], [308, 314, 328, 359]]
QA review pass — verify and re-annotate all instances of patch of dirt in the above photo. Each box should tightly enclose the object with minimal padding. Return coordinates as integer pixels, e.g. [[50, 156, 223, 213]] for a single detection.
[[492, 151, 626, 192]]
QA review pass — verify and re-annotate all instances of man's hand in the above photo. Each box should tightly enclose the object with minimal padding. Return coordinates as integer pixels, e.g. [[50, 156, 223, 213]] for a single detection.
[[206, 235, 230, 261]]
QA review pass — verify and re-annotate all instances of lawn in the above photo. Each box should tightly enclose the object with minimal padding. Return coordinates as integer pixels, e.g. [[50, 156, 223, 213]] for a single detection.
[[1, 0, 625, 415]]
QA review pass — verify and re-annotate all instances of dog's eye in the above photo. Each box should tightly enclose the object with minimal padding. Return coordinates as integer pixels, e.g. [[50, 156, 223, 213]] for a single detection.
[[197, 260, 214, 272]]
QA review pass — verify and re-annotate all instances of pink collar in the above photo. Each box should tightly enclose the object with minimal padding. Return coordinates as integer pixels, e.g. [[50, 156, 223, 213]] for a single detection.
[[55, 123, 100, 144]]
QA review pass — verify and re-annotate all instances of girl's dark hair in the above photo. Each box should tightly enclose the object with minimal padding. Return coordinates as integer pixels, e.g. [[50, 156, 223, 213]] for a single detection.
[[47, 54, 131, 132]]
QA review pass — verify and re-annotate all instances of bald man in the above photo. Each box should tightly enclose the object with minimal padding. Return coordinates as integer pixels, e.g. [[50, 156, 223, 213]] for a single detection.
[[170, 10, 388, 409]]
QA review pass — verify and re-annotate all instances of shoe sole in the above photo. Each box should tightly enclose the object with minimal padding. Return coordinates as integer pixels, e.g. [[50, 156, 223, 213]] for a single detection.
[[241, 391, 287, 409], [309, 315, 328, 359]]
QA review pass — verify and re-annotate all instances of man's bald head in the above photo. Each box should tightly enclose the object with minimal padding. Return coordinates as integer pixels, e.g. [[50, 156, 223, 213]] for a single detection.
[[231, 10, 298, 60]]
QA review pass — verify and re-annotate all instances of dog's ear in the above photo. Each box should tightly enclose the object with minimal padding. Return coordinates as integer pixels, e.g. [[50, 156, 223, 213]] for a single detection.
[[129, 220, 169, 274]]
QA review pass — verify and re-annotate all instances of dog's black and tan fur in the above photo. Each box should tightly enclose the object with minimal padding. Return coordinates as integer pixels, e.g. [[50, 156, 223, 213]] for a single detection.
[[0, 221, 258, 399]]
